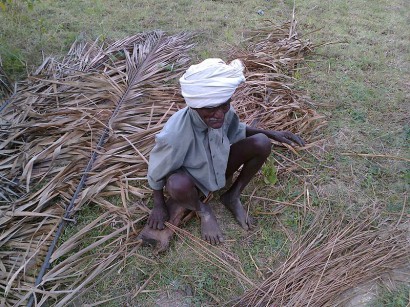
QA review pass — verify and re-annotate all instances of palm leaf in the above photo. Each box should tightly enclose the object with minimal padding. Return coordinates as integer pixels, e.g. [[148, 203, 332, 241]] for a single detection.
[[1, 31, 193, 305]]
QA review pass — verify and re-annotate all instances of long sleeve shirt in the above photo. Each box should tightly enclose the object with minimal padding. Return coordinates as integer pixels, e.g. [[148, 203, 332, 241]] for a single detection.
[[147, 106, 246, 195]]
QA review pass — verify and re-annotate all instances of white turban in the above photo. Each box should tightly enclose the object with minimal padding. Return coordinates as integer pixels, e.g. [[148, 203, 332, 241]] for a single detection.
[[179, 58, 245, 108]]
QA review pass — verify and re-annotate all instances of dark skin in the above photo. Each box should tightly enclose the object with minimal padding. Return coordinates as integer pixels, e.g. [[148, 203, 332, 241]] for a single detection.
[[147, 100, 305, 244]]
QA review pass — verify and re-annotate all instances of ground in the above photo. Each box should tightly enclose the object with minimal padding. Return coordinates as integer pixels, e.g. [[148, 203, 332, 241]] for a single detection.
[[0, 0, 409, 305]]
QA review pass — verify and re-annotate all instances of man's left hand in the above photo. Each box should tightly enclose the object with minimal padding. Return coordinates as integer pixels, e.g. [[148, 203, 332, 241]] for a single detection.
[[270, 131, 305, 147]]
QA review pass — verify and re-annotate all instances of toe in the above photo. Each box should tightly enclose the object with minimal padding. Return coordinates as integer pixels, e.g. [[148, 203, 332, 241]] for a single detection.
[[209, 236, 214, 245], [241, 221, 249, 230]]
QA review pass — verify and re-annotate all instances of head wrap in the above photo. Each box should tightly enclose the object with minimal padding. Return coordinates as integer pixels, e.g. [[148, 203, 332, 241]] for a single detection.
[[179, 58, 245, 108]]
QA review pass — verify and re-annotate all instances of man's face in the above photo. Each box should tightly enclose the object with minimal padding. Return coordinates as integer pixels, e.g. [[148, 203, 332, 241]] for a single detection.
[[194, 100, 231, 129]]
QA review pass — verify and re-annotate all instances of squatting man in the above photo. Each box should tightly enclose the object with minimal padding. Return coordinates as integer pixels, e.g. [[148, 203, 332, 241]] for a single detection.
[[143, 58, 304, 245]]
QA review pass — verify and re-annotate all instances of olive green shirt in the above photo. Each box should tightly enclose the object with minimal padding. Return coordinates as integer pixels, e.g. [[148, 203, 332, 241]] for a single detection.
[[147, 106, 246, 195]]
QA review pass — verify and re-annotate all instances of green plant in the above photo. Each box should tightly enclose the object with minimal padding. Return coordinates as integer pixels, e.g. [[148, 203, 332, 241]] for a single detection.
[[262, 157, 278, 185]]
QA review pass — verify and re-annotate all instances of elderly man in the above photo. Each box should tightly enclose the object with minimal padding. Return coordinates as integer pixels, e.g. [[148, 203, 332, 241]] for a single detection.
[[142, 58, 304, 246]]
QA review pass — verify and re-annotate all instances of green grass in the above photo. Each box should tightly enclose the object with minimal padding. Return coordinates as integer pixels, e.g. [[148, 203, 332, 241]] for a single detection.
[[371, 284, 410, 307], [2, 0, 409, 305], [0, 0, 290, 80], [72, 211, 291, 306], [0, 41, 26, 80]]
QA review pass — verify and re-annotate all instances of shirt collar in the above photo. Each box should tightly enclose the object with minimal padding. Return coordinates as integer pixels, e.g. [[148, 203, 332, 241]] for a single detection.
[[188, 107, 208, 131]]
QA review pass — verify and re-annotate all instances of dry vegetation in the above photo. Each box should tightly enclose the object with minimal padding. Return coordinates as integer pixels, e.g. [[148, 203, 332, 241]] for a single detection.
[[0, 22, 331, 305], [236, 208, 409, 306], [1, 0, 409, 306]]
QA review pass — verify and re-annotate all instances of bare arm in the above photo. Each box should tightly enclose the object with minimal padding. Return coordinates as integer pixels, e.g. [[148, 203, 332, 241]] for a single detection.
[[147, 189, 169, 230], [246, 126, 305, 147]]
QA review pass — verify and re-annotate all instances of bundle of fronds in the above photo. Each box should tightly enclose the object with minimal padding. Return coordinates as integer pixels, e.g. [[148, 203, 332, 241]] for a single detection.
[[0, 21, 325, 305], [0, 31, 192, 306], [235, 209, 410, 306], [231, 21, 326, 146]]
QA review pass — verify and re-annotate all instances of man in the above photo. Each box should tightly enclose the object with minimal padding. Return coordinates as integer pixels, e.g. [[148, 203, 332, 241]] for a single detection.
[[143, 58, 304, 246]]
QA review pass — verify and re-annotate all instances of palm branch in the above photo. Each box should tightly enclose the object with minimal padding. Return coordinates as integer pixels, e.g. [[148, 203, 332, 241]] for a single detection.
[[1, 31, 192, 305]]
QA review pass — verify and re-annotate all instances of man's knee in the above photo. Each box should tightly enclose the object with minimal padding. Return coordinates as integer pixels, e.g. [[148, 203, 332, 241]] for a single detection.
[[166, 173, 196, 201], [250, 133, 271, 158]]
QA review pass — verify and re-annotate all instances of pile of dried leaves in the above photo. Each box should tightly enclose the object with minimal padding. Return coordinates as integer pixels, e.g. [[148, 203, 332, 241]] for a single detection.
[[234, 208, 409, 306], [0, 22, 327, 305], [232, 21, 326, 139], [1, 31, 193, 306]]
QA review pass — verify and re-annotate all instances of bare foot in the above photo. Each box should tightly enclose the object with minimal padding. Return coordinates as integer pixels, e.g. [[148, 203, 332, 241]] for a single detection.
[[137, 199, 190, 253], [220, 192, 253, 230], [137, 225, 175, 253], [198, 203, 224, 245]]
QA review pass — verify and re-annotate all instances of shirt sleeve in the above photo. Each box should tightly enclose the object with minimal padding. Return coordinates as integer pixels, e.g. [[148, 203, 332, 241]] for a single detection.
[[226, 108, 247, 145], [147, 133, 186, 190]]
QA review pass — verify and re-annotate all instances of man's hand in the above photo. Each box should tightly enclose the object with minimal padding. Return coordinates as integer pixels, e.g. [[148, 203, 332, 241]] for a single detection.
[[148, 189, 169, 230], [245, 126, 305, 147], [270, 131, 305, 147], [147, 205, 169, 230]]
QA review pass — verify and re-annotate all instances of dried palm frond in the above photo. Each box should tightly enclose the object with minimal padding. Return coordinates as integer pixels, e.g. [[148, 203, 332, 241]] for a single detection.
[[234, 209, 410, 306], [231, 21, 326, 143], [1, 31, 193, 305]]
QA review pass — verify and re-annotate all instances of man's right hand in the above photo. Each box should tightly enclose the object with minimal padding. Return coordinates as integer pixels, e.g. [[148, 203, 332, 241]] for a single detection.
[[147, 205, 169, 230], [148, 189, 169, 230]]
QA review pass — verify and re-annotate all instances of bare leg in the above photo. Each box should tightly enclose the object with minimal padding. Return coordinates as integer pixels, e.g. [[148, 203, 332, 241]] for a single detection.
[[220, 133, 271, 230], [167, 173, 224, 245]]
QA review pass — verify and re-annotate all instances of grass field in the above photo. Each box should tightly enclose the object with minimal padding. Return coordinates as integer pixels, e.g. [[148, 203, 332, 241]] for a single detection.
[[1, 0, 409, 305]]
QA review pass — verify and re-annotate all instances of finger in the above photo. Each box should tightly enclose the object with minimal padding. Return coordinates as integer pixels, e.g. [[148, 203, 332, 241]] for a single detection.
[[218, 235, 224, 243], [292, 135, 305, 146], [158, 222, 165, 230], [155, 221, 162, 230], [148, 218, 153, 228], [280, 137, 293, 146], [208, 236, 213, 245], [283, 132, 302, 146]]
